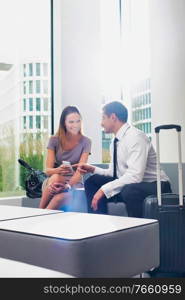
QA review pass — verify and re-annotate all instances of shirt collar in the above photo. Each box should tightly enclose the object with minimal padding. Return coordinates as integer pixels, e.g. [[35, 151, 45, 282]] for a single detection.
[[115, 123, 130, 141]]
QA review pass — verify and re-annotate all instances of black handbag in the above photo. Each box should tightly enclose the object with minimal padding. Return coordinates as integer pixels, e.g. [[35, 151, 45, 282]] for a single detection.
[[18, 159, 47, 198]]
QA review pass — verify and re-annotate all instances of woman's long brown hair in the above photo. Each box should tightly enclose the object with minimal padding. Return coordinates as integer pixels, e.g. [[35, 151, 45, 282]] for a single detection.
[[55, 106, 82, 148]]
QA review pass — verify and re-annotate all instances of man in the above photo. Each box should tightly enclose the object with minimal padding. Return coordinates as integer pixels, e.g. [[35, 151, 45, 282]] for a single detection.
[[74, 101, 172, 217]]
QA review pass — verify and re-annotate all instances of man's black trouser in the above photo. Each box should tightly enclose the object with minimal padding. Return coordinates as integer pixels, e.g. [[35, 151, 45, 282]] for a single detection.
[[84, 174, 172, 218]]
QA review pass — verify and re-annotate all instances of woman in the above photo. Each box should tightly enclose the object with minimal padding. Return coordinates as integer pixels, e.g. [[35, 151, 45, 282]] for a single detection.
[[39, 106, 91, 210]]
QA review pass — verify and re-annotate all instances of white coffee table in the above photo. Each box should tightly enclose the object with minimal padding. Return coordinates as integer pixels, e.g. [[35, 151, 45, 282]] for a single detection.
[[0, 205, 62, 221], [0, 211, 159, 277]]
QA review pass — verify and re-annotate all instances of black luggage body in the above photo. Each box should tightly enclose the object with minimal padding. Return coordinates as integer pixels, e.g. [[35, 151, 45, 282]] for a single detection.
[[143, 125, 185, 275]]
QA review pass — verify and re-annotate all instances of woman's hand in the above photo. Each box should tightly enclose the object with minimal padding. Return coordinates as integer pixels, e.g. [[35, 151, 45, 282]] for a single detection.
[[56, 164, 74, 175], [48, 182, 66, 195]]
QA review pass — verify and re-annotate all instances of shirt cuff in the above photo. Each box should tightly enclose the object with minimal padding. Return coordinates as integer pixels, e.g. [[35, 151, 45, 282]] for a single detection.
[[101, 181, 118, 199], [94, 166, 107, 176]]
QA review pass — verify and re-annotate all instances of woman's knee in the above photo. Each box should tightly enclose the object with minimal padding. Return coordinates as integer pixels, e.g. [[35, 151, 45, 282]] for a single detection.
[[51, 192, 71, 206], [48, 174, 63, 184]]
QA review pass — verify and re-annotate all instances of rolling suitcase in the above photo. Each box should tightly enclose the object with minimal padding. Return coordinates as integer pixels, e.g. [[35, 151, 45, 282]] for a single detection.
[[143, 124, 185, 276]]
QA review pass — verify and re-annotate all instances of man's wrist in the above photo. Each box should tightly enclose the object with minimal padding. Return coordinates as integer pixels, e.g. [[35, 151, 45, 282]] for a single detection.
[[91, 166, 95, 173]]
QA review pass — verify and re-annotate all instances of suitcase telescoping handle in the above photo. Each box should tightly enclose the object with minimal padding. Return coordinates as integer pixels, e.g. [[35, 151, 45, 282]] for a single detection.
[[155, 124, 183, 206], [155, 124, 181, 133]]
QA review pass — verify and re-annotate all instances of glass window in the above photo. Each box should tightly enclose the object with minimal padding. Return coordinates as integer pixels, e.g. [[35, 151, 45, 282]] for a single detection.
[[43, 116, 48, 129], [36, 80, 41, 93], [36, 63, 40, 76], [135, 111, 137, 121], [36, 97, 41, 111], [147, 78, 150, 90], [145, 94, 148, 104], [149, 107, 151, 118], [23, 98, 26, 111], [143, 109, 146, 119], [43, 80, 48, 94], [149, 93, 151, 104], [133, 99, 135, 108], [29, 80, 33, 94], [146, 108, 148, 119], [29, 98, 33, 111], [23, 64, 26, 77], [0, 0, 51, 198], [149, 122, 151, 133], [43, 97, 48, 111], [43, 63, 48, 76], [23, 81, 26, 94], [29, 63, 33, 76], [142, 95, 144, 106], [132, 111, 135, 122], [146, 123, 149, 133], [23, 116, 26, 129], [29, 116, 33, 129], [144, 94, 146, 105], [36, 115, 41, 129]]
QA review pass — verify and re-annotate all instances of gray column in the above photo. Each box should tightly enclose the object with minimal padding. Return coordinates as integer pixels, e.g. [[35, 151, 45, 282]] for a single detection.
[[53, 0, 102, 163]]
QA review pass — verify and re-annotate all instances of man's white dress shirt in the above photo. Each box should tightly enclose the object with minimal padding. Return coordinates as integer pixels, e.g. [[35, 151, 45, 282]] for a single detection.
[[94, 123, 170, 199]]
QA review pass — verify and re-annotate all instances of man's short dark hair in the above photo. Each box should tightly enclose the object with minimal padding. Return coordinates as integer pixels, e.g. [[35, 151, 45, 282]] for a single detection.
[[103, 101, 128, 122]]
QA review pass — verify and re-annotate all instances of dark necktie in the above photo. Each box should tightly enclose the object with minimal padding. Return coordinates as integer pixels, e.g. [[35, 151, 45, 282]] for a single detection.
[[113, 137, 118, 179]]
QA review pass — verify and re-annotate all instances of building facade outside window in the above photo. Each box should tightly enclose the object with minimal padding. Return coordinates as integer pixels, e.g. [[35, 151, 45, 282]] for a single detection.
[[29, 80, 33, 94], [43, 63, 48, 76], [23, 116, 27, 129], [23, 81, 26, 94], [43, 97, 48, 111], [36, 80, 41, 93], [23, 64, 26, 77], [36, 63, 41, 76], [29, 63, 33, 76], [29, 97, 33, 111], [43, 116, 48, 129], [131, 78, 152, 140], [43, 80, 48, 94], [36, 115, 41, 129], [29, 116, 33, 129], [36, 97, 41, 111], [23, 98, 26, 111]]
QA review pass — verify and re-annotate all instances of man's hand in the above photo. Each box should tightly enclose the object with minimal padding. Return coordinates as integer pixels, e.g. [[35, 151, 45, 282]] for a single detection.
[[72, 163, 95, 174], [91, 189, 105, 211]]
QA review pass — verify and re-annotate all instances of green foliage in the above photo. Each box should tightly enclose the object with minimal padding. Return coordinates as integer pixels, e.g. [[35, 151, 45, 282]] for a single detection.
[[0, 122, 49, 195], [19, 132, 48, 189], [0, 122, 16, 192], [0, 165, 3, 191]]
